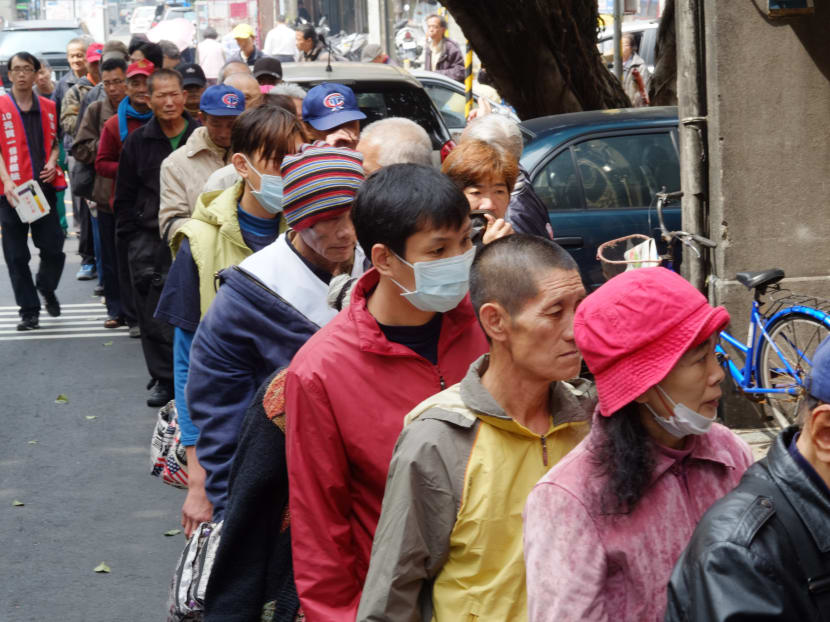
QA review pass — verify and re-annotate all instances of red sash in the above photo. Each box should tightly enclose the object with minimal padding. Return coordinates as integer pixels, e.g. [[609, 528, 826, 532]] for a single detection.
[[0, 94, 66, 190]]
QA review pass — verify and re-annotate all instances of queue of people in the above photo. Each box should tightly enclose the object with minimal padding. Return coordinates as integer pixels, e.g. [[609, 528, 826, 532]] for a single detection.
[[0, 22, 827, 622]]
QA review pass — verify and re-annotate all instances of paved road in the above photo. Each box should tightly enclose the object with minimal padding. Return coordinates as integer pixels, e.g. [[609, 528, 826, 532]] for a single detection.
[[0, 216, 184, 621]]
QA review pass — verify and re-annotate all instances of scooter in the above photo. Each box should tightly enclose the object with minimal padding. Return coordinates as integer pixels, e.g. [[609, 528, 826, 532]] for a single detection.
[[394, 18, 424, 68]]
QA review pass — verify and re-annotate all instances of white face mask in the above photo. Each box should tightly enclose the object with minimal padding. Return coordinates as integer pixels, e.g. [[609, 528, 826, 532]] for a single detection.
[[392, 247, 476, 313], [644, 385, 715, 438]]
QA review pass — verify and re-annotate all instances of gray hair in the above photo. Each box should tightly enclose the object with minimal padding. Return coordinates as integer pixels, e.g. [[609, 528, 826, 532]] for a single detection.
[[269, 82, 307, 99], [68, 35, 94, 51], [360, 117, 432, 167], [461, 114, 523, 162]]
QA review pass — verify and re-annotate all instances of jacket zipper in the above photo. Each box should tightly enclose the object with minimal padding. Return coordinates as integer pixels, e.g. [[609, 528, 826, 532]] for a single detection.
[[439, 374, 446, 390], [540, 436, 549, 467]]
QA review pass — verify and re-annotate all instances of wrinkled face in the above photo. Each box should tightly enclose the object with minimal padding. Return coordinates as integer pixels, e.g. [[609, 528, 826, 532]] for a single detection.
[[88, 59, 100, 82], [641, 334, 724, 421], [9, 56, 36, 91], [35, 66, 52, 92], [389, 221, 473, 293], [102, 68, 127, 105], [297, 210, 356, 264], [183, 84, 205, 108], [622, 38, 633, 62], [236, 36, 254, 54], [126, 73, 150, 107], [202, 113, 235, 148], [67, 43, 86, 74], [463, 175, 510, 221], [502, 269, 586, 382], [149, 76, 185, 121], [325, 120, 361, 149], [295, 31, 313, 53], [426, 17, 445, 43]]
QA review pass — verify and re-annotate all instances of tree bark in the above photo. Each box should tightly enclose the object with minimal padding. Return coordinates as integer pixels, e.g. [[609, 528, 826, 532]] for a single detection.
[[440, 0, 630, 119], [650, 0, 678, 105]]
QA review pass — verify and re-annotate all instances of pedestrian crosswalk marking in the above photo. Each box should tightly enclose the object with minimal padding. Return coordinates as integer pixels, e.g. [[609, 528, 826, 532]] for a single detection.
[[0, 304, 135, 341], [0, 332, 132, 342], [0, 302, 102, 310], [0, 325, 128, 335]]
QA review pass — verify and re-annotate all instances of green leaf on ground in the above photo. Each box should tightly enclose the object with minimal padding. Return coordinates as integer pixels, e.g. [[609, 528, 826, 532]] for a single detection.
[[93, 562, 111, 573], [164, 529, 182, 537], [85, 415, 97, 420], [28, 440, 37, 445], [12, 500, 24, 507], [54, 394, 69, 404], [103, 341, 113, 347]]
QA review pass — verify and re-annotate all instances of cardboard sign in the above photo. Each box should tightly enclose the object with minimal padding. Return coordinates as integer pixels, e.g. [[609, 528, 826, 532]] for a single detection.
[[14, 179, 50, 223]]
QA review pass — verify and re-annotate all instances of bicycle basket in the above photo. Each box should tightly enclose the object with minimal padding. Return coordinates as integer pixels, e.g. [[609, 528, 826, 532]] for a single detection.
[[597, 234, 661, 281]]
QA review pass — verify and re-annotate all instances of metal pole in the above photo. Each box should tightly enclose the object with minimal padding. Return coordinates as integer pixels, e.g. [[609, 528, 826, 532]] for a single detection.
[[613, 0, 622, 80], [675, 0, 708, 292], [464, 40, 473, 119]]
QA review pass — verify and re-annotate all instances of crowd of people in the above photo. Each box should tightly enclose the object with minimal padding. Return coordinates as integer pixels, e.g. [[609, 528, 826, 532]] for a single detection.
[[0, 17, 827, 622]]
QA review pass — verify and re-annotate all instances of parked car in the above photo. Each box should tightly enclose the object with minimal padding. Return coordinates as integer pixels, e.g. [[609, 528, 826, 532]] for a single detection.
[[597, 20, 659, 74], [0, 20, 88, 88], [280, 62, 455, 163], [130, 5, 156, 34], [410, 69, 519, 140], [520, 106, 681, 288]]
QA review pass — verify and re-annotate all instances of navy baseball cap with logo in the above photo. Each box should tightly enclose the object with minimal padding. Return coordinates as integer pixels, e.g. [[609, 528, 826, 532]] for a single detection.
[[200, 84, 246, 116], [302, 83, 366, 131]]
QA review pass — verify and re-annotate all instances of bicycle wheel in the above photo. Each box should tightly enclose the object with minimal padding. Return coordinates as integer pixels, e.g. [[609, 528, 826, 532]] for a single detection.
[[758, 312, 830, 427]]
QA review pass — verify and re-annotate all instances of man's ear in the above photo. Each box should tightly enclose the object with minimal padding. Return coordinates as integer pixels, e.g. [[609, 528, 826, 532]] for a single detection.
[[231, 152, 249, 179], [479, 302, 510, 343], [371, 243, 395, 276], [807, 404, 830, 463]]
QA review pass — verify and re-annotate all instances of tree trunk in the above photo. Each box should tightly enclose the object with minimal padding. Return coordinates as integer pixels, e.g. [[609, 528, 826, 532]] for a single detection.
[[440, 0, 630, 119], [650, 0, 678, 105]]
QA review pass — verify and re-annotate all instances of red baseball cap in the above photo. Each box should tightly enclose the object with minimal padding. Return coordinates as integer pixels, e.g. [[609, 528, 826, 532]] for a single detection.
[[126, 59, 155, 78], [86, 43, 103, 63], [574, 267, 729, 417]]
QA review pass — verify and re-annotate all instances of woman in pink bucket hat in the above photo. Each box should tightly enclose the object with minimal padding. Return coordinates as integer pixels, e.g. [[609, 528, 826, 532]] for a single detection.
[[523, 267, 754, 622]]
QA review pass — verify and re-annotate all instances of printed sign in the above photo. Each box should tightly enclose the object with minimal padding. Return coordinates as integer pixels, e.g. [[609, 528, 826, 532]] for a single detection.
[[14, 179, 50, 223]]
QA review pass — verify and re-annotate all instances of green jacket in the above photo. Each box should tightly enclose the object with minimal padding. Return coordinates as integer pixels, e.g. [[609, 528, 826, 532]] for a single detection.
[[170, 181, 284, 319]]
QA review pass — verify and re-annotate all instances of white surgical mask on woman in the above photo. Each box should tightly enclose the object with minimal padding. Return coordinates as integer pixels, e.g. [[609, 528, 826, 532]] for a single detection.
[[392, 247, 476, 313], [645, 384, 715, 438]]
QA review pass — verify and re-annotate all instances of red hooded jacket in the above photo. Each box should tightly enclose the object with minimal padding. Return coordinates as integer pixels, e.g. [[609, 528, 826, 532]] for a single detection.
[[285, 268, 488, 621]]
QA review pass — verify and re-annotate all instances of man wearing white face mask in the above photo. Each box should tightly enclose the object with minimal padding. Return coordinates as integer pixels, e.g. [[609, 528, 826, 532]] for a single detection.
[[284, 164, 488, 621], [154, 105, 305, 536]]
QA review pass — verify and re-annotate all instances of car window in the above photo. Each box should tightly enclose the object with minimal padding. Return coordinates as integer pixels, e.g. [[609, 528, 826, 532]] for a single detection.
[[422, 83, 466, 129], [572, 132, 678, 209], [0, 29, 84, 56], [532, 149, 583, 211], [352, 85, 449, 149]]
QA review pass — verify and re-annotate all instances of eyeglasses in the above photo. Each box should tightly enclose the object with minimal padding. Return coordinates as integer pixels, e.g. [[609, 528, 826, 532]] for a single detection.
[[103, 79, 124, 87], [10, 67, 34, 75]]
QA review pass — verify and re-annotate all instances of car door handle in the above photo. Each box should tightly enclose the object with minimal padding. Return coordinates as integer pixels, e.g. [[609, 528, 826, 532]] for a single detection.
[[553, 236, 583, 248]]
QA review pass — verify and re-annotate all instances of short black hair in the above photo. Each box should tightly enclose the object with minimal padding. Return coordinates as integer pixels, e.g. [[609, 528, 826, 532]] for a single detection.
[[261, 92, 296, 113], [426, 14, 448, 28], [159, 40, 181, 60], [231, 104, 305, 167], [469, 234, 578, 320], [8, 52, 40, 73], [138, 42, 164, 69], [352, 164, 470, 259], [148, 67, 182, 93], [297, 24, 318, 45], [128, 35, 149, 54], [101, 57, 127, 73]]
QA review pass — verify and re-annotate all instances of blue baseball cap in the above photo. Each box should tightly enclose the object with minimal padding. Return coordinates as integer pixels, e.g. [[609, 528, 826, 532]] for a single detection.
[[806, 335, 830, 403], [302, 83, 366, 131], [199, 84, 245, 116]]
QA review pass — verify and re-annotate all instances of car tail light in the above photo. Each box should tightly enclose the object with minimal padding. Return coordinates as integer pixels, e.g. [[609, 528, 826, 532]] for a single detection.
[[440, 139, 455, 162]]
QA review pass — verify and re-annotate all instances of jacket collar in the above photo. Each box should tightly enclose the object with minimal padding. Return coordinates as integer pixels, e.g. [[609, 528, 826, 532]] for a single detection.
[[768, 426, 830, 552], [349, 268, 479, 359], [459, 354, 593, 437], [143, 111, 196, 140], [185, 126, 227, 161], [195, 180, 248, 249], [647, 421, 744, 486]]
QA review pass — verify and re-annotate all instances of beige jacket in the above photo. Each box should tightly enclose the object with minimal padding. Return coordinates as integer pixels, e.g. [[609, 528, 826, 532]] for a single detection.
[[158, 126, 228, 240]]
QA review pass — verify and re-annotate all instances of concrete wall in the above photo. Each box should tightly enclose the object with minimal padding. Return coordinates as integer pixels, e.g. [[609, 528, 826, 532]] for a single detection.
[[704, 0, 830, 425]]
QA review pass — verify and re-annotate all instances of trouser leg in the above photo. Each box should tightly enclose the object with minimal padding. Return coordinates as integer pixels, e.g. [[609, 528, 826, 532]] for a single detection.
[[1, 215, 39, 316], [91, 209, 103, 285], [28, 202, 65, 297], [115, 232, 137, 326], [77, 196, 95, 265], [97, 210, 122, 319]]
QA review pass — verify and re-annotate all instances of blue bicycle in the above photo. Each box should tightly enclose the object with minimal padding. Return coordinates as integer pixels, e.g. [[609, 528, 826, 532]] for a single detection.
[[598, 190, 830, 427]]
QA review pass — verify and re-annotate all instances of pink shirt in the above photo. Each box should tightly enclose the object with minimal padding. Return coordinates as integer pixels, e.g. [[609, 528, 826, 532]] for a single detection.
[[523, 420, 753, 622]]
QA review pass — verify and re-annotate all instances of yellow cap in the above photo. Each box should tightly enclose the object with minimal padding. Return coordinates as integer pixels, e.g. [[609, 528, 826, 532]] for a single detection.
[[231, 23, 255, 39]]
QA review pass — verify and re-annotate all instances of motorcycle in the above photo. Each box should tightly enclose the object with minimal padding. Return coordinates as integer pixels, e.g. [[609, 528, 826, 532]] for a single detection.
[[331, 31, 369, 61], [394, 18, 424, 68]]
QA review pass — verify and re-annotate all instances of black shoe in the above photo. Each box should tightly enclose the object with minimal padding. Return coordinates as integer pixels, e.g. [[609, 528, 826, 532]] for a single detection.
[[17, 315, 39, 331], [93, 284, 104, 297], [40, 291, 60, 317], [147, 383, 173, 408]]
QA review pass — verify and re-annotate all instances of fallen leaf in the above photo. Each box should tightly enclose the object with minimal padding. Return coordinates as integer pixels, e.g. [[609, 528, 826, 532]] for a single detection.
[[85, 415, 97, 420], [28, 440, 37, 445], [12, 500, 24, 507], [54, 394, 69, 404], [164, 529, 182, 537], [103, 341, 113, 347], [93, 562, 110, 573]]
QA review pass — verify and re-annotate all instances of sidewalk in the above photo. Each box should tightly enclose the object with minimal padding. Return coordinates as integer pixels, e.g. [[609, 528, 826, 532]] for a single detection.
[[733, 426, 779, 461]]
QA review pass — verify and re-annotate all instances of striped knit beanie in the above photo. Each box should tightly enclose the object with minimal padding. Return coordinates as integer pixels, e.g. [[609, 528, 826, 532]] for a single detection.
[[280, 142, 365, 230]]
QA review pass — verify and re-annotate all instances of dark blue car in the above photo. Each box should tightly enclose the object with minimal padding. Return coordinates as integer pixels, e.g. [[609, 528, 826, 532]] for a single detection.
[[520, 106, 682, 288]]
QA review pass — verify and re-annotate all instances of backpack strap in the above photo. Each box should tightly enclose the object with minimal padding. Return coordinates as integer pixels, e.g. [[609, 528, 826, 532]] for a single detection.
[[741, 474, 830, 620]]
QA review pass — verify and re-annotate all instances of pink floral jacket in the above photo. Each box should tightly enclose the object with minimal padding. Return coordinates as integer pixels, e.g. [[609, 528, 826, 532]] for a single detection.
[[523, 420, 753, 622]]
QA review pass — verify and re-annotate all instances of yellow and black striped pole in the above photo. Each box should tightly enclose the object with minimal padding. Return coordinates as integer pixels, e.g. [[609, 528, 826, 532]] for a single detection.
[[464, 41, 473, 119]]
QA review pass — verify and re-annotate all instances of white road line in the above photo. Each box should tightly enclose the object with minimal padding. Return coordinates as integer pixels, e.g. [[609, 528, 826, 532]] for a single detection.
[[0, 321, 110, 328], [0, 326, 128, 335], [0, 303, 103, 310], [0, 332, 132, 342]]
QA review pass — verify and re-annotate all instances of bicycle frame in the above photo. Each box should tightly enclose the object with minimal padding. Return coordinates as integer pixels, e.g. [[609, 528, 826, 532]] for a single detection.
[[716, 301, 819, 397]]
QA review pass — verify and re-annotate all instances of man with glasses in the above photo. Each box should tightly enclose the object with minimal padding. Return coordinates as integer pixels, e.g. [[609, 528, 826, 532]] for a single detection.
[[0, 52, 66, 330]]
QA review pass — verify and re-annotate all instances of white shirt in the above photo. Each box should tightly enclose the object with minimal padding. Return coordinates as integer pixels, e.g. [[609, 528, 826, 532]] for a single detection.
[[264, 23, 298, 56], [197, 38, 226, 80]]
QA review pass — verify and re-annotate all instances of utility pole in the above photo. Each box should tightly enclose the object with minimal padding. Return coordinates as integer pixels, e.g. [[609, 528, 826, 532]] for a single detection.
[[675, 0, 708, 292], [613, 0, 622, 80]]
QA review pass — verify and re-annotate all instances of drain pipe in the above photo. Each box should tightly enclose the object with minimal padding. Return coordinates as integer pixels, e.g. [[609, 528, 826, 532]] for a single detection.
[[675, 0, 709, 293]]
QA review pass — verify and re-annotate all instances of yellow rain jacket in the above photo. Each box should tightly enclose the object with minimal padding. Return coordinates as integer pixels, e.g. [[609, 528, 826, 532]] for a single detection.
[[356, 355, 595, 621]]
